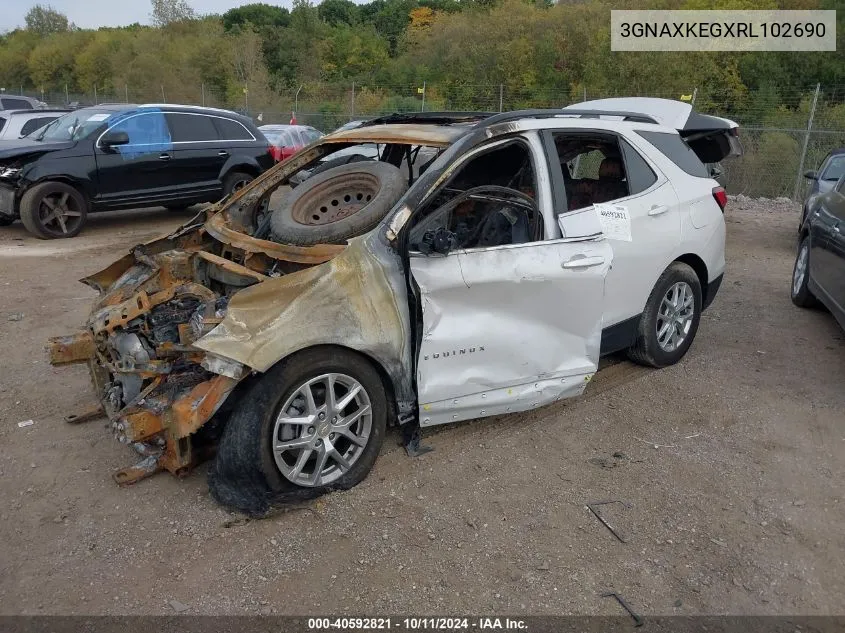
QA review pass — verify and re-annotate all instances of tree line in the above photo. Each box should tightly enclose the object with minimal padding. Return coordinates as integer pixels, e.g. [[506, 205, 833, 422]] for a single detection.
[[1, 0, 843, 121]]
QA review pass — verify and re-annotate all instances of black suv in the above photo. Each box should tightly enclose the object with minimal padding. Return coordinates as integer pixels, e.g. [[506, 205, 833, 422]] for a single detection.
[[0, 104, 274, 238]]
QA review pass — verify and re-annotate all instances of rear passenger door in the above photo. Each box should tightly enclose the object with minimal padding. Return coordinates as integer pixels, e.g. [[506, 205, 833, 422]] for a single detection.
[[543, 129, 681, 334], [164, 112, 227, 199]]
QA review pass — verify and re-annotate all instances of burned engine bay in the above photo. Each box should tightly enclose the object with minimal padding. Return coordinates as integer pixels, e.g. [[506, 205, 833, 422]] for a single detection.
[[45, 133, 449, 486]]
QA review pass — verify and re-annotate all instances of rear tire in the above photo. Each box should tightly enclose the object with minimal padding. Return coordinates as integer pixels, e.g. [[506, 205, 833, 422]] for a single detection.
[[208, 347, 387, 515], [223, 171, 254, 197], [19, 181, 88, 239], [791, 236, 818, 308], [628, 262, 702, 368]]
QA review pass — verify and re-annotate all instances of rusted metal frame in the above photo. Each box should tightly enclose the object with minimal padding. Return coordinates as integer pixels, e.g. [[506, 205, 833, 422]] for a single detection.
[[47, 330, 96, 365], [195, 250, 270, 282]]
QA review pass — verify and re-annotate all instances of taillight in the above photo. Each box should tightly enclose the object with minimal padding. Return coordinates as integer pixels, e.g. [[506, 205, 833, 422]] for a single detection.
[[712, 186, 727, 212]]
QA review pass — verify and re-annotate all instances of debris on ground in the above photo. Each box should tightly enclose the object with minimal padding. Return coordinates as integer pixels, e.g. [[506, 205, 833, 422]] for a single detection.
[[17, 420, 34, 428], [587, 500, 632, 543], [7, 313, 24, 322], [601, 592, 643, 627], [168, 600, 190, 613]]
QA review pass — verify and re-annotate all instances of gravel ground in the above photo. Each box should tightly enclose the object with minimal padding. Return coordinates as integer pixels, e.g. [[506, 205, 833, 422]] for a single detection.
[[0, 200, 843, 616]]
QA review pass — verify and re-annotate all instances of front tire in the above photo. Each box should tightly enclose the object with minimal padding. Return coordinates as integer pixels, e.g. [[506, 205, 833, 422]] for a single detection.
[[791, 236, 818, 308], [628, 262, 702, 368], [209, 347, 387, 515], [19, 181, 88, 239]]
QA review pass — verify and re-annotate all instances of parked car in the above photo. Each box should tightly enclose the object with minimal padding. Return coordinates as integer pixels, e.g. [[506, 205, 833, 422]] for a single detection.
[[47, 100, 739, 513], [0, 104, 274, 237], [800, 149, 845, 231], [792, 174, 845, 332], [260, 124, 324, 162], [0, 95, 48, 111], [0, 109, 69, 142]]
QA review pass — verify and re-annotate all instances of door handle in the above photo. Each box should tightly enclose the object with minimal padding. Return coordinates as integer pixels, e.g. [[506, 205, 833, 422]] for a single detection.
[[562, 255, 606, 269], [648, 205, 669, 216], [218, 150, 229, 157], [158, 153, 171, 161]]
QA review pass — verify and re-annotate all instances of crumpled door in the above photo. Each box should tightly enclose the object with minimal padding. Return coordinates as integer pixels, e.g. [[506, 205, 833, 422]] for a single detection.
[[410, 237, 612, 427]]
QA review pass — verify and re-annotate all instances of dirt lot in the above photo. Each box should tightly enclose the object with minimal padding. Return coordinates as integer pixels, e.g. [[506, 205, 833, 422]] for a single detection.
[[0, 200, 843, 617]]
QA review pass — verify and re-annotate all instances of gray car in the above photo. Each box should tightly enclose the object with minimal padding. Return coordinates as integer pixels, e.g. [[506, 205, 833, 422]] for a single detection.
[[0, 109, 68, 142], [801, 149, 845, 230]]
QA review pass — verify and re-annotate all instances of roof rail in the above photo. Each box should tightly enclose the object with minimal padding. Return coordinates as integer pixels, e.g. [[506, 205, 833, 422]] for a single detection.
[[477, 108, 659, 127], [361, 111, 494, 127]]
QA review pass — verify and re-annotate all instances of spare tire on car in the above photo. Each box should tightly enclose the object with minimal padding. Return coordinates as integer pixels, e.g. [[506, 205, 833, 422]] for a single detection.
[[270, 161, 407, 246]]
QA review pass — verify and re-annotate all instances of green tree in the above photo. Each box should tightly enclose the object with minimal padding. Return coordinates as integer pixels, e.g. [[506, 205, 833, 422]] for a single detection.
[[318, 0, 360, 26], [150, 0, 196, 27], [24, 5, 70, 36], [221, 3, 290, 31]]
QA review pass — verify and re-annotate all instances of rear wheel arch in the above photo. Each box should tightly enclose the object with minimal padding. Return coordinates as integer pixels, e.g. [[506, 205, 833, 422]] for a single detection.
[[674, 253, 709, 304]]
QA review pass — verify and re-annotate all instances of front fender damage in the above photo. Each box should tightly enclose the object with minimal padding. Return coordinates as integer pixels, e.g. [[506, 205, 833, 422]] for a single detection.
[[47, 213, 414, 487]]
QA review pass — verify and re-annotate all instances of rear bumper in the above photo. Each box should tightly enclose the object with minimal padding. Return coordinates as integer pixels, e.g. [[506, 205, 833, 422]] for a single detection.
[[703, 273, 724, 311]]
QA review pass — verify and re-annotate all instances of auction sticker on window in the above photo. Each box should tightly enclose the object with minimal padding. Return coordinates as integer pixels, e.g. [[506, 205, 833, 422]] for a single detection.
[[594, 203, 632, 242]]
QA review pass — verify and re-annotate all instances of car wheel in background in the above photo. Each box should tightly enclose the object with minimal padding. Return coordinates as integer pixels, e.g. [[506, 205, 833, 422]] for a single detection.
[[269, 161, 407, 246], [628, 262, 703, 368], [19, 181, 88, 239], [208, 347, 388, 516], [791, 236, 818, 308], [223, 171, 254, 197]]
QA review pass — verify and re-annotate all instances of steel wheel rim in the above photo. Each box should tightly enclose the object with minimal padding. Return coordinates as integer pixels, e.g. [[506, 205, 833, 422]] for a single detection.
[[38, 191, 82, 235], [291, 172, 379, 226], [656, 281, 695, 353], [793, 243, 808, 296], [272, 372, 372, 487]]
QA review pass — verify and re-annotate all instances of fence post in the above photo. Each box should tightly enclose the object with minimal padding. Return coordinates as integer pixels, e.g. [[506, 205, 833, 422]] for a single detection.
[[793, 83, 821, 202], [499, 84, 503, 112], [125, 84, 129, 103], [93, 84, 98, 104], [351, 82, 356, 119], [201, 82, 205, 106], [64, 83, 69, 105], [691, 87, 698, 107], [420, 81, 426, 112], [161, 84, 166, 102], [583, 86, 587, 102]]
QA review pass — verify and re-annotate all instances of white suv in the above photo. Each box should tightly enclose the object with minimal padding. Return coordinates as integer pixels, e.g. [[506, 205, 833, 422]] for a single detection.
[[48, 98, 740, 512]]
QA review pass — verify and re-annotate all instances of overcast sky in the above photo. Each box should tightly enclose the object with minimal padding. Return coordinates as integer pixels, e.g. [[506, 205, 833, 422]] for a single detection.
[[1, 0, 297, 32]]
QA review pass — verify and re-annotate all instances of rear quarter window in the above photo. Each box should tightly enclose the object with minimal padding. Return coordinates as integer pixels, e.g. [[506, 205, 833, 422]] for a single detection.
[[636, 130, 709, 178], [20, 116, 57, 137], [1, 98, 33, 110]]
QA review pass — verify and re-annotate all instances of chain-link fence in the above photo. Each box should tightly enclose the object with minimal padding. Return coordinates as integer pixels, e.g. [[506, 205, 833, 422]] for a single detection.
[[13, 82, 845, 201]]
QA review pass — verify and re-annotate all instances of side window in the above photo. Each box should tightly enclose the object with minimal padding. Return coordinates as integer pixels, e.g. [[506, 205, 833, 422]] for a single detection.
[[836, 175, 845, 194], [165, 113, 218, 142], [620, 139, 657, 195], [2, 98, 33, 110], [408, 141, 541, 252], [0, 117, 6, 134], [213, 117, 254, 141], [20, 117, 57, 137], [108, 112, 171, 157], [550, 133, 630, 211], [636, 130, 709, 178]]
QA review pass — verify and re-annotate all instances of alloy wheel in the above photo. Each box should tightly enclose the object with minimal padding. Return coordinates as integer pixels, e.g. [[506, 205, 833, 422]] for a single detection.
[[272, 373, 373, 487], [793, 242, 808, 297], [37, 191, 83, 236], [656, 281, 695, 353]]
